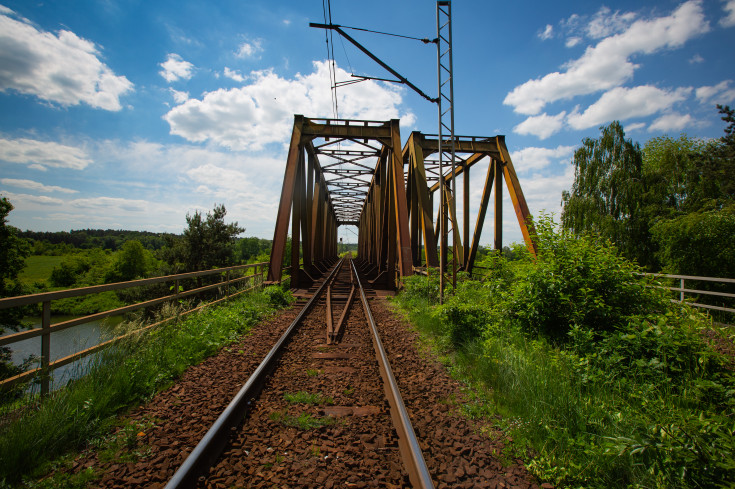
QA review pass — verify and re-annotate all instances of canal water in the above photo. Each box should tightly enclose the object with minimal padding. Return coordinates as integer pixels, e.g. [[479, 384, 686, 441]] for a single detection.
[[3, 315, 123, 391]]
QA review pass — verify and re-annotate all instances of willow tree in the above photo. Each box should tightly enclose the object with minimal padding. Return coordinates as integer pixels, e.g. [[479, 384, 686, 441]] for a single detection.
[[561, 121, 653, 268]]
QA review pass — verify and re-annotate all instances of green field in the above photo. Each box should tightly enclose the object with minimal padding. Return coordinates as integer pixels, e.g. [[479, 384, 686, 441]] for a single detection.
[[18, 255, 64, 286]]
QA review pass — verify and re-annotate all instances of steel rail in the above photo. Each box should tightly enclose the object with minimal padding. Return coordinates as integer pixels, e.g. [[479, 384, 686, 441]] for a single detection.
[[163, 258, 345, 489], [330, 285, 356, 344], [349, 259, 435, 489]]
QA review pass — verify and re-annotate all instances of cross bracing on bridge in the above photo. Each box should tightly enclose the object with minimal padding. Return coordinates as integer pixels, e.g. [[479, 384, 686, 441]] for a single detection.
[[267, 115, 538, 290]]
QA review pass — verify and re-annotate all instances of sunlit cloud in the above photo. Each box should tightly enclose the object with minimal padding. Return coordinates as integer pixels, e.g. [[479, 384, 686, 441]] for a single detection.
[[0, 7, 133, 110], [159, 53, 194, 83]]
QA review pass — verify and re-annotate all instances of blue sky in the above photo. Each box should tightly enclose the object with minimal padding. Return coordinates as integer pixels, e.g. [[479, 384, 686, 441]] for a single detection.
[[1, 0, 734, 246]]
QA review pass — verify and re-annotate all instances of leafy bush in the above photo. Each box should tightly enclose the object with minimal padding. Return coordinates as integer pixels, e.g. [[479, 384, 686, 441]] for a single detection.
[[262, 285, 294, 308], [400, 273, 440, 305], [508, 217, 665, 341], [392, 216, 735, 489], [434, 280, 494, 347]]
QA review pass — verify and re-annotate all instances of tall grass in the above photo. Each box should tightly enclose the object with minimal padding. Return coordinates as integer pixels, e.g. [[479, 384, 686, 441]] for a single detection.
[[393, 218, 735, 488], [0, 285, 293, 486]]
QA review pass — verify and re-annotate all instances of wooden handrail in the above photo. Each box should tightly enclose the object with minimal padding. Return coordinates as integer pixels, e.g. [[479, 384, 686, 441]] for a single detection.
[[0, 263, 264, 310], [0, 262, 269, 395]]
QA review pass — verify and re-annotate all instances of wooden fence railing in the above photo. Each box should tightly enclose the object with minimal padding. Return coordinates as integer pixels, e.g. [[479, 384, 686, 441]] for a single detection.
[[0, 262, 268, 395]]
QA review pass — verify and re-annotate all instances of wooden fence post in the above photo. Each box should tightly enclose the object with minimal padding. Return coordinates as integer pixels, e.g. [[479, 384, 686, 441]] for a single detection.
[[41, 301, 51, 396], [680, 278, 685, 302]]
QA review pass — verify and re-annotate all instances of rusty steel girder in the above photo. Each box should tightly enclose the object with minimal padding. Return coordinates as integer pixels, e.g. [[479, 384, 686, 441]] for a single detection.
[[402, 132, 538, 276], [267, 116, 413, 289], [267, 116, 538, 288]]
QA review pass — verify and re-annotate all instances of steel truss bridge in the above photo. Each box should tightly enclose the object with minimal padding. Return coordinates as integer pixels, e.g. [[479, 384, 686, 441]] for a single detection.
[[267, 115, 538, 289]]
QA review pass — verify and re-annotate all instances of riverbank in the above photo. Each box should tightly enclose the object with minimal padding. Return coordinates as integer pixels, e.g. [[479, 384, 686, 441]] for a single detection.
[[0, 285, 293, 487]]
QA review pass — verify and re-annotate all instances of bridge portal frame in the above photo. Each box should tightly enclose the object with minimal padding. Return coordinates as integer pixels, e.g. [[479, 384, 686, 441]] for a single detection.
[[267, 115, 413, 289]]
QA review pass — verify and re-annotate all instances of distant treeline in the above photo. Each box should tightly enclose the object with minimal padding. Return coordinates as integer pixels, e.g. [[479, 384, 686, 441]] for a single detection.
[[18, 229, 276, 261], [19, 229, 177, 253]]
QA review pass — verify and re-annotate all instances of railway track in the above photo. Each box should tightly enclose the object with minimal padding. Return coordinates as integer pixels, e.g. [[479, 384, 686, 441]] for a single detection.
[[164, 257, 434, 489]]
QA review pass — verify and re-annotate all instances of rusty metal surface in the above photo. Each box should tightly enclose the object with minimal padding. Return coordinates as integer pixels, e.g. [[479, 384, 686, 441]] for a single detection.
[[163, 258, 344, 489], [350, 259, 435, 489], [267, 115, 539, 288]]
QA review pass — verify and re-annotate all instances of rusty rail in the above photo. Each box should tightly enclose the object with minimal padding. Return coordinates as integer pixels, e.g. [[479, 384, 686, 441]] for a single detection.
[[0, 263, 267, 395], [330, 285, 356, 344], [350, 259, 435, 489], [164, 258, 344, 489], [164, 257, 434, 488]]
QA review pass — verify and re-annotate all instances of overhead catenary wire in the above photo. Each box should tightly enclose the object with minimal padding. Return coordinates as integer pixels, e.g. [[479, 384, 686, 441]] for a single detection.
[[338, 24, 436, 44], [327, 0, 339, 118], [322, 0, 339, 118]]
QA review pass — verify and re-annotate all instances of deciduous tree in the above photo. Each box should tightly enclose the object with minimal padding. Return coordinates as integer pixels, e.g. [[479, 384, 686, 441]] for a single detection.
[[0, 197, 30, 383], [163, 204, 244, 272]]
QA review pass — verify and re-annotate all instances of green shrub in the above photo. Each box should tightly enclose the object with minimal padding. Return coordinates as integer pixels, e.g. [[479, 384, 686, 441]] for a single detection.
[[651, 203, 735, 278], [434, 280, 493, 347], [400, 273, 440, 305], [508, 217, 665, 342], [391, 216, 735, 489], [262, 285, 294, 307]]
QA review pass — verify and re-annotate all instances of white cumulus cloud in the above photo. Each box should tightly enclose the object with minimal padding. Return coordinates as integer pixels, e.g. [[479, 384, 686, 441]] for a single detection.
[[586, 6, 637, 39], [169, 88, 189, 104], [163, 61, 416, 151], [0, 137, 92, 170], [721, 0, 735, 27], [504, 1, 709, 115], [223, 67, 245, 82], [510, 145, 575, 171], [0, 7, 133, 110], [236, 39, 263, 58], [513, 112, 566, 139], [627, 122, 647, 132], [648, 112, 694, 132], [567, 86, 691, 130], [0, 178, 77, 193], [159, 53, 194, 83], [539, 24, 554, 40], [696, 80, 735, 104], [0, 191, 64, 206]]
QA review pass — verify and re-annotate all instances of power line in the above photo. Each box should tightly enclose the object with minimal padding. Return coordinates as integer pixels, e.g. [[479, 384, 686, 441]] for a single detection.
[[338, 24, 435, 44], [322, 0, 338, 118], [327, 0, 339, 118]]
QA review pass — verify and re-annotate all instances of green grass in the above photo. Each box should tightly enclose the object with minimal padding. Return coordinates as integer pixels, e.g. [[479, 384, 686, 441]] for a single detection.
[[395, 281, 735, 489], [269, 411, 336, 430], [283, 391, 332, 405], [391, 221, 735, 489], [0, 286, 292, 487], [18, 256, 64, 286]]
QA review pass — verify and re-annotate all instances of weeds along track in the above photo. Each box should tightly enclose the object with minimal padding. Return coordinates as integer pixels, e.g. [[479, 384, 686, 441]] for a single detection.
[[165, 257, 433, 488], [84, 258, 541, 489]]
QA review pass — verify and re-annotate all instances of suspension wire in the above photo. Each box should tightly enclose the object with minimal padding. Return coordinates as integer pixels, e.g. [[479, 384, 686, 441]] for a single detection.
[[339, 24, 435, 44], [322, 0, 339, 119], [338, 33, 354, 74], [327, 0, 339, 118]]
